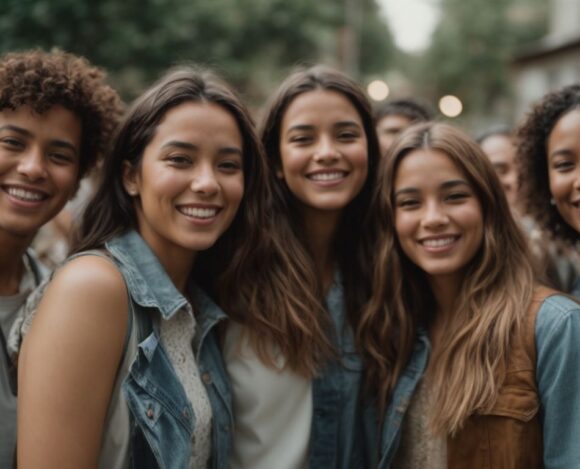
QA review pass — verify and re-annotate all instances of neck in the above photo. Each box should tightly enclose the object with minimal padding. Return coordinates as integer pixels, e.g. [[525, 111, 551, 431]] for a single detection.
[[148, 243, 196, 295], [0, 231, 34, 296], [301, 207, 341, 292], [428, 273, 461, 348]]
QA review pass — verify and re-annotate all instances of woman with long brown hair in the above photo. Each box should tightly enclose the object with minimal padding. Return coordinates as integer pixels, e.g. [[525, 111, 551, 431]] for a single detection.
[[220, 65, 380, 468], [17, 66, 272, 469], [359, 122, 580, 468]]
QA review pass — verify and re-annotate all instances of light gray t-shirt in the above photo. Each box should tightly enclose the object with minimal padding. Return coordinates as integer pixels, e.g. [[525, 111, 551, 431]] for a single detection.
[[0, 253, 44, 468]]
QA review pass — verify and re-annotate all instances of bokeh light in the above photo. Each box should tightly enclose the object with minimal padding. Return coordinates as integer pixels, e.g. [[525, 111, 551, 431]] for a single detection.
[[367, 80, 390, 101], [438, 95, 463, 117]]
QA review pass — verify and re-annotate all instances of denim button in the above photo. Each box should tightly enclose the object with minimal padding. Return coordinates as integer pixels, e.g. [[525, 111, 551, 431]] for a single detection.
[[146, 406, 154, 419], [202, 372, 212, 385], [183, 407, 190, 419]]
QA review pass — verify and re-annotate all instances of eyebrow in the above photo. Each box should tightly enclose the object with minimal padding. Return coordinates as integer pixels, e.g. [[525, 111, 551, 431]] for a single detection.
[[549, 148, 576, 159], [394, 179, 470, 198], [162, 140, 243, 156], [286, 120, 362, 134], [0, 124, 78, 155]]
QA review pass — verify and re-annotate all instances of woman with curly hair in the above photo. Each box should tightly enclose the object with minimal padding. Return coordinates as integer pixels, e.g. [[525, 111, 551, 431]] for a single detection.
[[0, 49, 122, 468], [516, 84, 580, 297], [359, 122, 580, 468]]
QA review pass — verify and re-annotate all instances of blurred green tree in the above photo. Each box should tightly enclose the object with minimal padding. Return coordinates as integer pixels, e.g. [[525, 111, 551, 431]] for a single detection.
[[0, 0, 395, 102], [417, 0, 547, 118]]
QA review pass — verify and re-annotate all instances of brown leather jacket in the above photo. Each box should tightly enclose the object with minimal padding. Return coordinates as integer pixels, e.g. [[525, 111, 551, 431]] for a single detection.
[[446, 287, 555, 469]]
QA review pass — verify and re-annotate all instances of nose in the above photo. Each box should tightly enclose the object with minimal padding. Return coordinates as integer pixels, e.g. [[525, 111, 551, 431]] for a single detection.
[[421, 200, 449, 229], [190, 163, 219, 196], [313, 136, 340, 164], [17, 148, 47, 181]]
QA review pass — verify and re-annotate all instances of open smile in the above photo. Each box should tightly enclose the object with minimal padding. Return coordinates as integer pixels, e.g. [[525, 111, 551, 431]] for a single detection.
[[2, 184, 50, 208], [176, 204, 222, 224], [418, 235, 460, 252], [306, 170, 348, 185]]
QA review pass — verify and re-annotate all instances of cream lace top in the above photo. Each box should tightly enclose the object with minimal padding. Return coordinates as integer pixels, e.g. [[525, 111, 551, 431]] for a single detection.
[[160, 305, 212, 468]]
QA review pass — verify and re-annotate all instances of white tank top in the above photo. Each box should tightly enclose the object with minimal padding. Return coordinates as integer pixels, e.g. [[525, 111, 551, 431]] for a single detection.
[[223, 321, 312, 469]]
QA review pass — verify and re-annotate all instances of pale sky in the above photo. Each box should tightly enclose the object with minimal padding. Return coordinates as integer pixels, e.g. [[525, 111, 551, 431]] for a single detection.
[[377, 0, 441, 53]]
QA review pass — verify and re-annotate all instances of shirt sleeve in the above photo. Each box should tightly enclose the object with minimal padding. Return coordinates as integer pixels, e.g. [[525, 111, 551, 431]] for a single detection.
[[536, 295, 580, 469]]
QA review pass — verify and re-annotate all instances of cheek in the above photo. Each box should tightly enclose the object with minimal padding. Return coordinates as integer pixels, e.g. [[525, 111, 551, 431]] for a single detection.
[[548, 170, 568, 201], [394, 213, 416, 248]]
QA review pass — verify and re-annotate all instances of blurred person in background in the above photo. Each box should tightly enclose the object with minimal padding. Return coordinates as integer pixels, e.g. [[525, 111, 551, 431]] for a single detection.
[[477, 126, 525, 215], [374, 98, 433, 158], [0, 49, 122, 468], [517, 84, 580, 298]]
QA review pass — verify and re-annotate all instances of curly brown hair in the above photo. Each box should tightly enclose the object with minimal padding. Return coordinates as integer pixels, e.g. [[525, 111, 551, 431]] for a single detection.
[[516, 84, 580, 244], [0, 49, 123, 179]]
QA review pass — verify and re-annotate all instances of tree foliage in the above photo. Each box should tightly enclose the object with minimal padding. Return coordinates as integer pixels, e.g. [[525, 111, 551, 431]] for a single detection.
[[0, 0, 395, 102], [418, 0, 547, 116]]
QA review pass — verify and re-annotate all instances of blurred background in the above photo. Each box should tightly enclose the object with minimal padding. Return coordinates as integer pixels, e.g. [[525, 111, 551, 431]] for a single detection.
[[1, 0, 578, 130]]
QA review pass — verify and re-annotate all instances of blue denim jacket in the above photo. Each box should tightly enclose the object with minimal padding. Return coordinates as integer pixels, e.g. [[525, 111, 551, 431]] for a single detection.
[[372, 294, 580, 469], [195, 270, 366, 468], [310, 271, 366, 468], [104, 230, 231, 469]]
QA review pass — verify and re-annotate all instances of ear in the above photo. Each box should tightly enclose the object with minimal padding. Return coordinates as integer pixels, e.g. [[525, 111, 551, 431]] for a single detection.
[[123, 161, 140, 196]]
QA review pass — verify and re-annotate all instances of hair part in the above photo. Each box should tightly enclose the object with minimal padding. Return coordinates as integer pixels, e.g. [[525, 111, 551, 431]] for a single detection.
[[359, 122, 536, 434], [0, 49, 123, 179], [516, 84, 580, 245]]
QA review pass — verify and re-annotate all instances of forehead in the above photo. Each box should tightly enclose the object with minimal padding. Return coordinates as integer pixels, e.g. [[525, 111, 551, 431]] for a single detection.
[[549, 108, 580, 146], [376, 114, 413, 131], [0, 104, 82, 147], [151, 101, 242, 143], [480, 134, 514, 158], [281, 89, 362, 128], [394, 149, 466, 188]]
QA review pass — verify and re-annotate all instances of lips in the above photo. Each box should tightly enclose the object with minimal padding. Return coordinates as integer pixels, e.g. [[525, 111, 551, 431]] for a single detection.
[[418, 235, 461, 252], [2, 184, 50, 202], [176, 205, 221, 219], [306, 170, 348, 182]]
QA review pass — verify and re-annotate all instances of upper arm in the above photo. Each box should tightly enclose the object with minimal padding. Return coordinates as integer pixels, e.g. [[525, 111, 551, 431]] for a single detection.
[[536, 296, 580, 469], [17, 255, 129, 469]]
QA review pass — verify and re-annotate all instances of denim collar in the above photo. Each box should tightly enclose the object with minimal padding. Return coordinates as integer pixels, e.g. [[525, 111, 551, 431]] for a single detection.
[[105, 230, 188, 320]]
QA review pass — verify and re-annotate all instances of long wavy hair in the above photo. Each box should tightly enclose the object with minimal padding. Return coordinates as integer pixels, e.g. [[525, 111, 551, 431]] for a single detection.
[[359, 122, 536, 434], [73, 66, 348, 377], [246, 65, 381, 374]]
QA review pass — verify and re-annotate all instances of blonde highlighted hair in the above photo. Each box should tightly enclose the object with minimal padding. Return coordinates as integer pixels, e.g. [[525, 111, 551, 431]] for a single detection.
[[358, 122, 536, 434]]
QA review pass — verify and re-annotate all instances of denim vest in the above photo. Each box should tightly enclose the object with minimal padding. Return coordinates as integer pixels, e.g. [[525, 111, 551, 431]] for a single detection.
[[104, 230, 231, 469], [372, 293, 580, 469]]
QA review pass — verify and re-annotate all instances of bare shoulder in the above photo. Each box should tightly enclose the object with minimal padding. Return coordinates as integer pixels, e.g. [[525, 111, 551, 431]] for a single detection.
[[25, 254, 129, 352]]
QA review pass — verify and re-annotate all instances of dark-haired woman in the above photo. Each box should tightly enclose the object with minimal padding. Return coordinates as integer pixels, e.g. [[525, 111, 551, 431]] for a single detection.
[[359, 122, 580, 468], [219, 65, 380, 468], [17, 67, 271, 468], [517, 84, 580, 298]]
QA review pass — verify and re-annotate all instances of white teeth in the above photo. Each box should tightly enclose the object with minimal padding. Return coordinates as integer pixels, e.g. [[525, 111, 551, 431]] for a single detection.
[[422, 237, 456, 247], [179, 207, 217, 218], [7, 187, 45, 201], [309, 172, 345, 181]]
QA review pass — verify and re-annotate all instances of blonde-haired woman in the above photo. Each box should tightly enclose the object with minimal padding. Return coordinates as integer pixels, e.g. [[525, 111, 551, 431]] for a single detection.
[[359, 122, 580, 468]]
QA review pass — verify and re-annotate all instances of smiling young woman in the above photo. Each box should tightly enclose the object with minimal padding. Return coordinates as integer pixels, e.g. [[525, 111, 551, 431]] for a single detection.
[[218, 65, 381, 468], [16, 66, 271, 469], [359, 122, 580, 468]]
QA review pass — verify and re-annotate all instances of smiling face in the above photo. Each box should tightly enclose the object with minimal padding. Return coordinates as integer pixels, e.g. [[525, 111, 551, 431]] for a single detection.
[[547, 108, 580, 235], [393, 149, 484, 285], [278, 89, 368, 216], [0, 105, 81, 242], [124, 101, 244, 262]]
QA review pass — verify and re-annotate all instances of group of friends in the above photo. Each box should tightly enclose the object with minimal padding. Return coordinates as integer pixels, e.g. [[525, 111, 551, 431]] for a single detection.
[[0, 48, 579, 469]]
